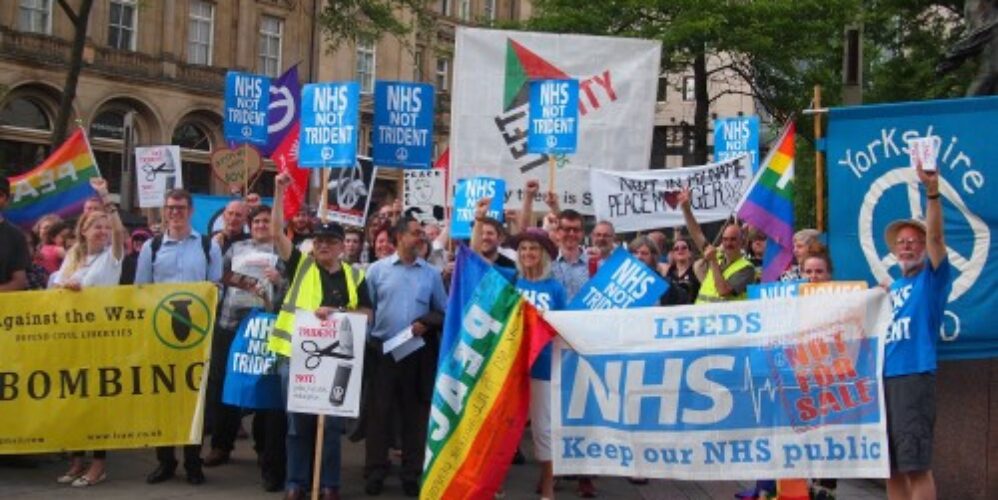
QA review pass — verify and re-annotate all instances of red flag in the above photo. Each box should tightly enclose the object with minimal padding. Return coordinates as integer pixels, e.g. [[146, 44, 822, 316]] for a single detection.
[[272, 122, 308, 221]]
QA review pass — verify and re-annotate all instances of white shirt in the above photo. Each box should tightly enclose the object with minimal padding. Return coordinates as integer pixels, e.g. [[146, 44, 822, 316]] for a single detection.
[[52, 246, 122, 287]]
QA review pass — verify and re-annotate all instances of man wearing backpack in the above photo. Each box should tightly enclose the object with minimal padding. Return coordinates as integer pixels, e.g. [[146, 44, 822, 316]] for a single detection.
[[135, 188, 222, 485]]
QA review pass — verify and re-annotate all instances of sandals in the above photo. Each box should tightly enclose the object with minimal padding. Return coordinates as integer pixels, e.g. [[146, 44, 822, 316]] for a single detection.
[[71, 472, 107, 487], [56, 470, 84, 484]]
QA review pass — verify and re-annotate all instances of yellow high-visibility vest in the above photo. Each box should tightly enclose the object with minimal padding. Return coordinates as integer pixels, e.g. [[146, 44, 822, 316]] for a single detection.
[[268, 256, 363, 357], [695, 254, 752, 304]]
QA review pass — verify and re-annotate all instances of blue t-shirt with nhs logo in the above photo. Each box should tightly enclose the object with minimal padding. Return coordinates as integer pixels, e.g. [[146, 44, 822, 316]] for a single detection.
[[497, 268, 567, 380], [885, 257, 951, 378]]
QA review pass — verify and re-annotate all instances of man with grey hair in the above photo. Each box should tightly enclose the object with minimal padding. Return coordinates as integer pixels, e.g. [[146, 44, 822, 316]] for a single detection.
[[882, 165, 950, 500]]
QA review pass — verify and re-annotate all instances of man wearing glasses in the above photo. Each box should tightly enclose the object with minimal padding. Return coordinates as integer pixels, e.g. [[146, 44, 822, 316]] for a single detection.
[[135, 189, 223, 485], [882, 165, 949, 500], [678, 188, 755, 304]]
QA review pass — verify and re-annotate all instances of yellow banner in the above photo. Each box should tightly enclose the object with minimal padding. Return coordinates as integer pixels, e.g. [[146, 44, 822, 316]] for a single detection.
[[0, 283, 217, 453]]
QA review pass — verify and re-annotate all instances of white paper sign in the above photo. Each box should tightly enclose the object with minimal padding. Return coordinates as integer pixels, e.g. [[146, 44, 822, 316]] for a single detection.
[[135, 146, 183, 208], [288, 310, 367, 417], [906, 136, 940, 171], [403, 169, 446, 224], [590, 155, 752, 232], [450, 27, 661, 213]]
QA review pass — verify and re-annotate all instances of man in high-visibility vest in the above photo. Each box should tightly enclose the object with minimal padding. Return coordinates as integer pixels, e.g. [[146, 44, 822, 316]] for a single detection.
[[269, 173, 372, 500], [678, 187, 756, 304]]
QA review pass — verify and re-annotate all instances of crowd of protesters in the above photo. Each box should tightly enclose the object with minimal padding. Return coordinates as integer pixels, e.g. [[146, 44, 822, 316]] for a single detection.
[[0, 163, 949, 500]]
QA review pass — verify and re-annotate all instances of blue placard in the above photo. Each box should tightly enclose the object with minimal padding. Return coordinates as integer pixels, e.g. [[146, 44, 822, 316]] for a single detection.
[[224, 71, 271, 145], [222, 310, 282, 410], [747, 280, 803, 300], [527, 79, 579, 154], [714, 115, 760, 173], [450, 177, 505, 239], [826, 96, 998, 360], [373, 81, 435, 169], [568, 247, 669, 310], [299, 82, 360, 168]]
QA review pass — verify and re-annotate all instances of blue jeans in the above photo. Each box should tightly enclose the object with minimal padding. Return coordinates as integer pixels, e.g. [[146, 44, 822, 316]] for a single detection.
[[280, 360, 343, 491]]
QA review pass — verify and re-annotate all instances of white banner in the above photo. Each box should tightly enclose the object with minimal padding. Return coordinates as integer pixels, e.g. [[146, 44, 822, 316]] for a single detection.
[[403, 169, 446, 224], [135, 145, 182, 208], [590, 155, 752, 232], [288, 311, 367, 417], [451, 27, 661, 213], [545, 289, 893, 480]]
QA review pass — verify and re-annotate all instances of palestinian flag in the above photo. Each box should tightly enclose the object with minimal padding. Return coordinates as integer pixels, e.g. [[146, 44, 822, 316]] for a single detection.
[[422, 246, 553, 499]]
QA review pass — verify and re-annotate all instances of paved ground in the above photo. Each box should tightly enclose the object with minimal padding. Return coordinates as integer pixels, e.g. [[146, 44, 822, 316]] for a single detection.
[[0, 421, 886, 499]]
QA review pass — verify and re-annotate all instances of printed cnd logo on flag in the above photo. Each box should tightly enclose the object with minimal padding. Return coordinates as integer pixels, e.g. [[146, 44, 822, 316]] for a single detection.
[[827, 97, 998, 356], [152, 292, 213, 350]]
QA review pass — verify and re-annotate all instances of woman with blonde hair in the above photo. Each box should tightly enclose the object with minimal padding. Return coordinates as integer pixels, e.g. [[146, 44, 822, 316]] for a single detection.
[[51, 178, 124, 487]]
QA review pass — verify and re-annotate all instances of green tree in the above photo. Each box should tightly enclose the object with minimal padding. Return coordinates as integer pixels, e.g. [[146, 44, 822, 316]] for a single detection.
[[527, 0, 860, 166], [862, 0, 977, 102], [316, 0, 433, 49]]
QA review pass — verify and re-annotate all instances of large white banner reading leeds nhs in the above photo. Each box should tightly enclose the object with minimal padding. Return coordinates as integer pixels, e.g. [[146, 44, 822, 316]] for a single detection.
[[545, 289, 893, 480], [451, 28, 661, 212]]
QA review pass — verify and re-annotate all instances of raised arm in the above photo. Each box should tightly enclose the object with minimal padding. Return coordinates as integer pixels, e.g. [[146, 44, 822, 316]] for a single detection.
[[91, 177, 125, 260], [470, 196, 491, 255], [678, 187, 708, 252], [516, 179, 540, 235], [919, 163, 946, 269], [271, 173, 294, 261]]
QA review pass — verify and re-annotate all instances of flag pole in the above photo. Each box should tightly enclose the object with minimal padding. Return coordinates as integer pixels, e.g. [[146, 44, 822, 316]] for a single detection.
[[311, 164, 331, 500], [813, 85, 826, 232]]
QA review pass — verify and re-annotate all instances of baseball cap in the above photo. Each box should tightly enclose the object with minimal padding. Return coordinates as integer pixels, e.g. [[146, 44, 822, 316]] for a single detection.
[[313, 221, 345, 240]]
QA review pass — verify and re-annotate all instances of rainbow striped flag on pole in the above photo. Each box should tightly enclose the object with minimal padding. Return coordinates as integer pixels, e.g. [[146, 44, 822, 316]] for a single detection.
[[5, 128, 100, 229], [736, 122, 796, 282], [422, 246, 552, 499]]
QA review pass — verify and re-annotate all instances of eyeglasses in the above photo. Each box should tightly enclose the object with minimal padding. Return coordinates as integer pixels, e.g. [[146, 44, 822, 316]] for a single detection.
[[673, 245, 689, 251], [560, 226, 583, 233], [895, 238, 925, 247], [164, 205, 188, 212]]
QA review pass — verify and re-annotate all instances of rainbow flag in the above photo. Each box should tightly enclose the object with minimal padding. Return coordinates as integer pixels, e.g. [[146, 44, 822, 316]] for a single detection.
[[736, 122, 795, 282], [4, 129, 99, 229], [422, 247, 552, 499]]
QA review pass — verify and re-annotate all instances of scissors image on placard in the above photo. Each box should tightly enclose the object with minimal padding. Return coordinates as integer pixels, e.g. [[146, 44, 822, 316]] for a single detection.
[[141, 161, 176, 181], [301, 340, 353, 370]]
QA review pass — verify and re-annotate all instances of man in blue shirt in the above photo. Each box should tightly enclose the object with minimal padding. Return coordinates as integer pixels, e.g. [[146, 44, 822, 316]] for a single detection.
[[363, 215, 446, 497], [883, 164, 950, 500], [135, 189, 223, 486]]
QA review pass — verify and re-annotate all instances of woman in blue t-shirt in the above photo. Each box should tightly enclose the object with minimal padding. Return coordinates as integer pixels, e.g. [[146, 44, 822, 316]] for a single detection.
[[471, 199, 565, 500]]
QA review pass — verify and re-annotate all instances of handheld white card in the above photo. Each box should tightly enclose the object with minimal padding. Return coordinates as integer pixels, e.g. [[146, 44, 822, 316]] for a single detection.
[[383, 326, 425, 361]]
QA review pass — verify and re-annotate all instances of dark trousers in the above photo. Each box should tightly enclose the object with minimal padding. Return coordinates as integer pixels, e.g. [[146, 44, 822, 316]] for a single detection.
[[259, 409, 287, 484], [71, 450, 106, 459], [206, 326, 242, 452], [363, 346, 434, 482], [155, 445, 202, 471]]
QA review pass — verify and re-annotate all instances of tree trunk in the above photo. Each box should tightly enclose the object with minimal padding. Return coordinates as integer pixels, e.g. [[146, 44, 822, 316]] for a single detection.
[[51, 0, 95, 145], [692, 50, 709, 165]]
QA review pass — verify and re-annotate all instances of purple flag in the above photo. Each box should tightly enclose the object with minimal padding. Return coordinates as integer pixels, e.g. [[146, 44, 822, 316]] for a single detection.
[[228, 65, 300, 157]]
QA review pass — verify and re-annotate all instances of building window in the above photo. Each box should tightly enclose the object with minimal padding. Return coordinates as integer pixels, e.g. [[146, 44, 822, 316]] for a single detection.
[[172, 122, 212, 194], [187, 0, 214, 65], [0, 97, 51, 130], [259, 16, 283, 77], [18, 0, 51, 34], [458, 0, 470, 20], [440, 0, 450, 16], [90, 111, 126, 140], [682, 76, 695, 101], [356, 40, 376, 94], [108, 0, 138, 51], [172, 122, 212, 151], [413, 48, 424, 81], [436, 58, 449, 92], [657, 77, 668, 102], [483, 0, 496, 21]]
